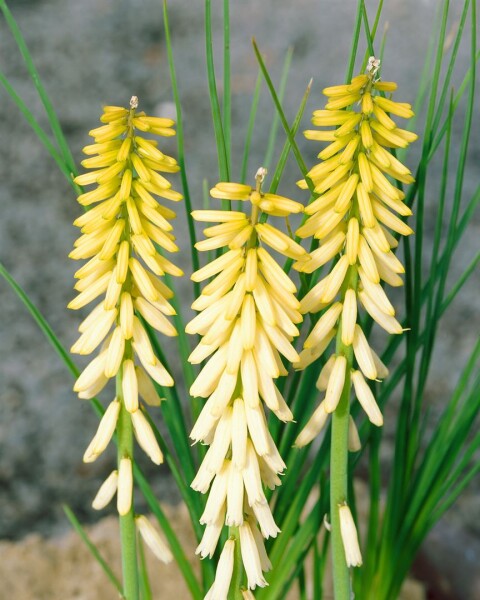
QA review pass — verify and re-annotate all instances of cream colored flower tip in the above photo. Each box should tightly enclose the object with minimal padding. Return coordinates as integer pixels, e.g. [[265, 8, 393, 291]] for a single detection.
[[294, 400, 329, 448], [351, 370, 383, 426], [131, 409, 164, 465], [92, 470, 118, 510], [70, 99, 182, 405], [239, 521, 268, 589], [117, 457, 133, 516], [324, 355, 347, 413], [136, 365, 163, 406], [339, 504, 363, 567], [206, 539, 235, 600], [348, 416, 361, 452], [122, 359, 139, 413], [83, 399, 120, 463], [199, 172, 304, 254], [196, 453, 280, 545], [135, 515, 172, 563]]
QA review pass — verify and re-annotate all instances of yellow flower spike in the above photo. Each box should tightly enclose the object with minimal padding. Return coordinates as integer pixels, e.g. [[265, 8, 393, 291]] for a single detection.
[[187, 168, 304, 585], [296, 57, 417, 446], [69, 97, 183, 518]]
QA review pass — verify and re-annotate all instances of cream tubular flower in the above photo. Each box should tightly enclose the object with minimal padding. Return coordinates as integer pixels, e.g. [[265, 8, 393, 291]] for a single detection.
[[117, 456, 133, 516], [69, 97, 182, 515], [239, 521, 268, 589], [339, 503, 363, 567], [188, 168, 304, 588], [206, 539, 235, 600], [295, 61, 416, 438], [135, 515, 173, 564], [92, 470, 118, 510], [82, 398, 120, 462]]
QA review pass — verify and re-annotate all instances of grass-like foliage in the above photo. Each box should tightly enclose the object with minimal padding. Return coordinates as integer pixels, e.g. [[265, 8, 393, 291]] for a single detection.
[[0, 0, 478, 599]]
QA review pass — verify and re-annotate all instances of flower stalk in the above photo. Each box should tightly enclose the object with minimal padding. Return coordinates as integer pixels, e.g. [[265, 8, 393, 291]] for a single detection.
[[117, 369, 139, 600], [228, 527, 244, 600], [293, 57, 417, 597], [330, 336, 354, 599]]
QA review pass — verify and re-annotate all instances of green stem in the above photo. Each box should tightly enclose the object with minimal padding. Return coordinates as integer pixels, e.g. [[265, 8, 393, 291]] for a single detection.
[[117, 372, 139, 600], [330, 317, 354, 600], [330, 366, 352, 599], [228, 528, 244, 600]]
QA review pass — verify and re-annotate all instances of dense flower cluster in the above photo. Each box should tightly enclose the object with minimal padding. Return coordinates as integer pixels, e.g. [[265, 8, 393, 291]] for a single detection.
[[187, 168, 305, 595], [69, 97, 180, 560], [67, 57, 417, 592], [293, 58, 417, 566]]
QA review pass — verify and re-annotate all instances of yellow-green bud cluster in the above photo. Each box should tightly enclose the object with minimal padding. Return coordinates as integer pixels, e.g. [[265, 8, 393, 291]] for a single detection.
[[294, 64, 417, 445]]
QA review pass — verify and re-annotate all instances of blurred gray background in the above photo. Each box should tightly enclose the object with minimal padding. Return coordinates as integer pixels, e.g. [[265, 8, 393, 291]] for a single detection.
[[0, 0, 478, 596]]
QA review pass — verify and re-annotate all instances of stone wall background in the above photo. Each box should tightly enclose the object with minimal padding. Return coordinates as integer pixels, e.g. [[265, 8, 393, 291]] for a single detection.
[[0, 0, 478, 595]]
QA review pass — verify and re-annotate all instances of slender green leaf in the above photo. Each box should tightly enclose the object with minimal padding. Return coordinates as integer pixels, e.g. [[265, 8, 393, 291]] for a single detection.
[[163, 0, 200, 299], [263, 46, 293, 170], [138, 538, 153, 600], [205, 0, 230, 183], [223, 0, 231, 169], [0, 0, 76, 172], [63, 504, 124, 596], [252, 39, 310, 185], [240, 69, 262, 184], [0, 262, 78, 377], [269, 78, 312, 195], [345, 0, 365, 80], [0, 72, 77, 191]]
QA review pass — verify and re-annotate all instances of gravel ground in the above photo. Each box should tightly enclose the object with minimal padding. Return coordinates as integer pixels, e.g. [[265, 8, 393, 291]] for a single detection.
[[0, 0, 478, 597]]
